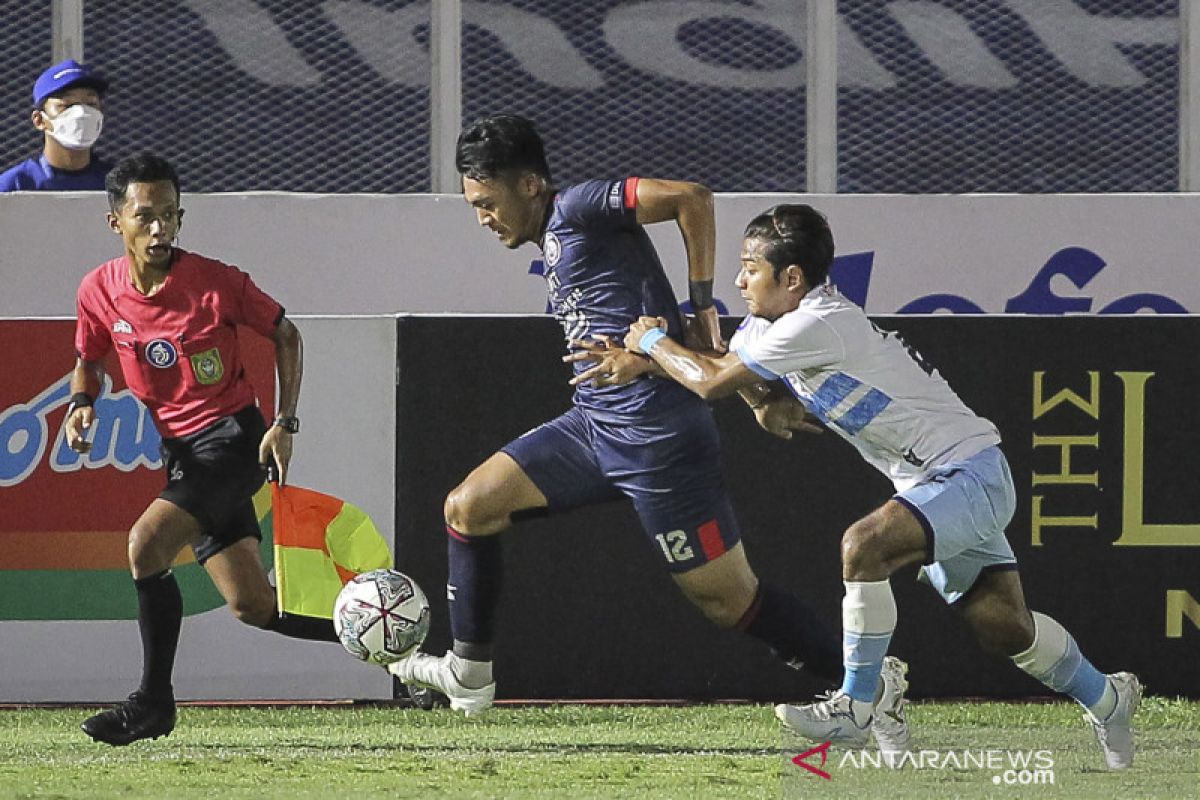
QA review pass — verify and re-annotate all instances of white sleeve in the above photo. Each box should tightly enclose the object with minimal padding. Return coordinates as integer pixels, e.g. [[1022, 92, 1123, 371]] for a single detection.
[[735, 311, 843, 379], [727, 315, 758, 355]]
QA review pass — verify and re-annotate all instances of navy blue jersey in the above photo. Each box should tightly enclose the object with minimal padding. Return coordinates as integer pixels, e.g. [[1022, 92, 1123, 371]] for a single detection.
[[542, 177, 694, 420], [0, 154, 111, 191]]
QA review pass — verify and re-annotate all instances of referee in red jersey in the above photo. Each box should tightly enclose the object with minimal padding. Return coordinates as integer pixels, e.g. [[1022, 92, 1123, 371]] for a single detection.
[[66, 154, 335, 746]]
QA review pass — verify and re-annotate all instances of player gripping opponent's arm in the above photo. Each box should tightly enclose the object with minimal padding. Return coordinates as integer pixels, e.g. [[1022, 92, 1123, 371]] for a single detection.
[[624, 315, 820, 440], [564, 176, 725, 387], [564, 333, 662, 388]]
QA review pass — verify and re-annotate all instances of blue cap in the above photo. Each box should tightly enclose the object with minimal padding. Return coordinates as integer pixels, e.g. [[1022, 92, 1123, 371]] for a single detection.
[[33, 59, 108, 107]]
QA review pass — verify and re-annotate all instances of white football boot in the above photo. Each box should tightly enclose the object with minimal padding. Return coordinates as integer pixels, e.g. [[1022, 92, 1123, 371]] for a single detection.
[[775, 690, 873, 747], [871, 656, 911, 763], [776, 656, 910, 751], [387, 652, 496, 717], [1085, 672, 1142, 769]]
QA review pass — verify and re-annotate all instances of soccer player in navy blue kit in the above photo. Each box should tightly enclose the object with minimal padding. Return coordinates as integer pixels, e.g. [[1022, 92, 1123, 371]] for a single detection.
[[390, 116, 906, 737]]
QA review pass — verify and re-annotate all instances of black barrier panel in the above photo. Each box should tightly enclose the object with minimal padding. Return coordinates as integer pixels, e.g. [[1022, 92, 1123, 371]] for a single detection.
[[395, 315, 1200, 700]]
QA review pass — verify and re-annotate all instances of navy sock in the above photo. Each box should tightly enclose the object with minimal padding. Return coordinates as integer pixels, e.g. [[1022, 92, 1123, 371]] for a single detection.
[[446, 526, 502, 656], [737, 583, 843, 683], [134, 569, 183, 701], [265, 612, 340, 642]]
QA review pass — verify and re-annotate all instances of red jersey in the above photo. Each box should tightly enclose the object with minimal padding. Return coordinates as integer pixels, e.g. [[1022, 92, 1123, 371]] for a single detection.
[[75, 249, 284, 438]]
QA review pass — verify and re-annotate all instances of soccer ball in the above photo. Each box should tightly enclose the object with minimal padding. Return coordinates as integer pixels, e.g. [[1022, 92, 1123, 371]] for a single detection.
[[333, 569, 431, 665]]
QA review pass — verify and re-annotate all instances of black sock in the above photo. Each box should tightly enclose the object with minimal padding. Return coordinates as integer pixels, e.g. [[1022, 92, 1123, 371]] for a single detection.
[[135, 569, 183, 701], [265, 612, 340, 642], [737, 583, 843, 683], [446, 526, 501, 653]]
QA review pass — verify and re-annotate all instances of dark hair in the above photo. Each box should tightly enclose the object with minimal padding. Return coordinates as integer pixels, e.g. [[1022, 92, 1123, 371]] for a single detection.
[[743, 204, 835, 286], [105, 153, 180, 213], [455, 114, 552, 182]]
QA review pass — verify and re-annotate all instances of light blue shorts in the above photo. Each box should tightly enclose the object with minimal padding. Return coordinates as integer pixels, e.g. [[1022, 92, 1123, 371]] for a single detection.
[[894, 445, 1018, 604]]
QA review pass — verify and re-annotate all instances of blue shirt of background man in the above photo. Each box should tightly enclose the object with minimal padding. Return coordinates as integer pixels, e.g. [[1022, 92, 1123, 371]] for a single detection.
[[0, 154, 111, 191], [544, 177, 696, 421]]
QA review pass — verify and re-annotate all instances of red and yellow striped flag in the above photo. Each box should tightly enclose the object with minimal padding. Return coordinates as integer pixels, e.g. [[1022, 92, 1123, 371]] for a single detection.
[[257, 483, 392, 619]]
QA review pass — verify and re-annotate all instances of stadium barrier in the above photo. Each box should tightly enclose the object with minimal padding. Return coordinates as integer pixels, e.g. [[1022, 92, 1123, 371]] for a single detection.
[[3, 313, 1196, 702], [394, 315, 1200, 700], [0, 317, 395, 702], [1, 192, 1197, 319]]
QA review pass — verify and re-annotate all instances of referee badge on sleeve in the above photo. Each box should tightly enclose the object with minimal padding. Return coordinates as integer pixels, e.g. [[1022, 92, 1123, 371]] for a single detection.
[[189, 347, 225, 385]]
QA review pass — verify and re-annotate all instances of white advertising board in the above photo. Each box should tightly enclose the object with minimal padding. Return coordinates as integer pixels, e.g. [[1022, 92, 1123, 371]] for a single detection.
[[0, 192, 1195, 317]]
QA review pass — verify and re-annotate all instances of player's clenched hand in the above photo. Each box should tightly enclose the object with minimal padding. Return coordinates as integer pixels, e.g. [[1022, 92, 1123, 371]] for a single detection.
[[753, 397, 824, 440], [65, 406, 95, 454], [684, 305, 727, 354], [624, 316, 668, 354], [260, 425, 294, 486], [564, 335, 652, 387]]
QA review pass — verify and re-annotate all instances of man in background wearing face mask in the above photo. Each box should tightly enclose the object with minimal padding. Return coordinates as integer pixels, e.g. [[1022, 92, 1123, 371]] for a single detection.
[[0, 59, 111, 191]]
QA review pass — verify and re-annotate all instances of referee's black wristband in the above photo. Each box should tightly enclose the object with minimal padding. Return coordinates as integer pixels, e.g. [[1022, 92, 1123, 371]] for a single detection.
[[67, 392, 94, 415], [688, 279, 714, 310]]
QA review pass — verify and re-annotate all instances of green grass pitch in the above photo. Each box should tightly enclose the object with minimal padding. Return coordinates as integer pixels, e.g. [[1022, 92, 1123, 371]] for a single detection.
[[0, 698, 1195, 799]]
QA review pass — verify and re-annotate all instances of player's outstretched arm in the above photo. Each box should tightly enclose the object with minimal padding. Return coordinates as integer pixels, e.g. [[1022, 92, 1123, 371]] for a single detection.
[[625, 316, 754, 400], [65, 357, 105, 453], [260, 317, 302, 485], [633, 178, 724, 353]]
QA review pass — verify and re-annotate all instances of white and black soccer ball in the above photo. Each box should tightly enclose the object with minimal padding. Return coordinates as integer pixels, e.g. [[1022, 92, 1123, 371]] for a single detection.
[[333, 569, 431, 665]]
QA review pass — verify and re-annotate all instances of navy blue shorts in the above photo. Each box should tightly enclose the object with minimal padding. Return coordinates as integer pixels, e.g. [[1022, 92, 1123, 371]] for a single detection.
[[501, 400, 741, 573]]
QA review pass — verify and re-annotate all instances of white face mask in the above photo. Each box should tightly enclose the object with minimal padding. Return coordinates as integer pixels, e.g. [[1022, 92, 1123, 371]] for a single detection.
[[44, 104, 104, 151]]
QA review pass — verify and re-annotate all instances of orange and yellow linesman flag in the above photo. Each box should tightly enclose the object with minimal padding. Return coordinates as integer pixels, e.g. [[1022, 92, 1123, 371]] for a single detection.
[[253, 482, 393, 620]]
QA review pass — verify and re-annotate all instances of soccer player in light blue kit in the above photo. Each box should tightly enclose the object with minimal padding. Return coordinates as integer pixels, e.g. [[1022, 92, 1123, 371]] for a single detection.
[[614, 204, 1140, 770], [389, 118, 907, 748]]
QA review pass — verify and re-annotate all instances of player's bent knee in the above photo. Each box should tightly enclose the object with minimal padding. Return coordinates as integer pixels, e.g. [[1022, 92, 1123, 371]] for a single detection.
[[840, 520, 881, 573], [678, 580, 757, 629], [445, 481, 518, 536], [673, 549, 758, 628], [229, 592, 276, 628], [443, 486, 479, 534], [127, 526, 171, 576], [691, 594, 747, 629], [841, 512, 919, 579]]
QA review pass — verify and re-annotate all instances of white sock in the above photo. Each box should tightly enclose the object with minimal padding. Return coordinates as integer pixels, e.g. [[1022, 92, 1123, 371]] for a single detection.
[[1011, 612, 1113, 717], [845, 695, 874, 726], [447, 652, 493, 688], [1089, 679, 1118, 721], [839, 579, 897, 705]]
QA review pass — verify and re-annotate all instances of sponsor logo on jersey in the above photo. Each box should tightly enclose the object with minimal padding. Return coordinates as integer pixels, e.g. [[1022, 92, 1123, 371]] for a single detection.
[[145, 339, 178, 368], [544, 231, 562, 267], [112, 319, 133, 334], [189, 347, 225, 385]]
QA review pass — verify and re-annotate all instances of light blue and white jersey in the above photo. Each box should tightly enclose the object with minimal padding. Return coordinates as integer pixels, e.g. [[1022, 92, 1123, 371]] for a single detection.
[[730, 284, 1000, 491]]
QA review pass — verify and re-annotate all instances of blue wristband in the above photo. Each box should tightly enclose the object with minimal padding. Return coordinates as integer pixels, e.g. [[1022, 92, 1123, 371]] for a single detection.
[[639, 327, 668, 353]]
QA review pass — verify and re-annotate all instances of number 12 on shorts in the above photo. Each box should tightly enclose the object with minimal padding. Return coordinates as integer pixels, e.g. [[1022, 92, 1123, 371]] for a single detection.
[[655, 530, 695, 563]]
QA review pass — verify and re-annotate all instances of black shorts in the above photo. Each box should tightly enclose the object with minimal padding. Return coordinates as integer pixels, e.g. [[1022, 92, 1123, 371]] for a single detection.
[[159, 405, 268, 565]]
